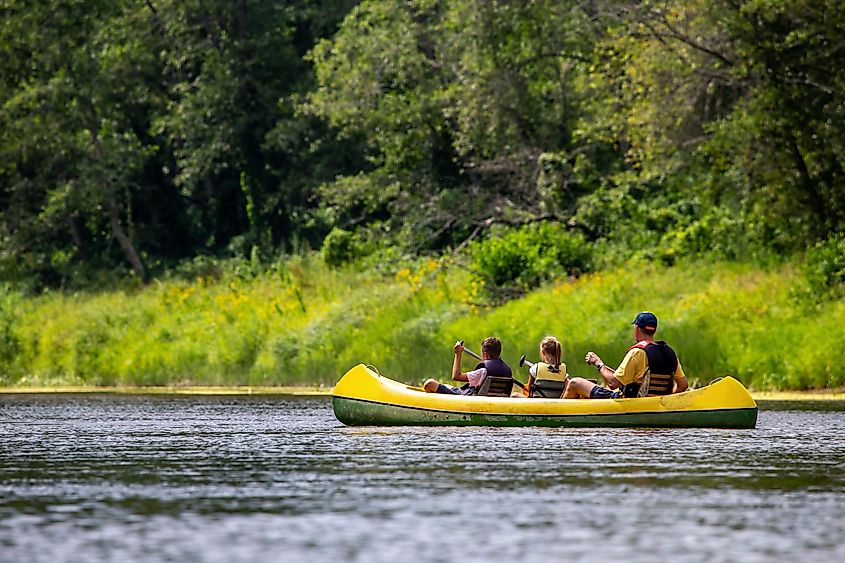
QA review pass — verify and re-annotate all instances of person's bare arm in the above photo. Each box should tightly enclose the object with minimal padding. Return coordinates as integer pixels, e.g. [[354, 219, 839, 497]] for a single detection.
[[452, 341, 468, 381], [601, 369, 623, 389], [585, 351, 621, 388], [673, 361, 689, 393]]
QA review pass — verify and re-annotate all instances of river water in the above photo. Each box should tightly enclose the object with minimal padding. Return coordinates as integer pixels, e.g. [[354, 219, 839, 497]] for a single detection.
[[1, 395, 844, 563]]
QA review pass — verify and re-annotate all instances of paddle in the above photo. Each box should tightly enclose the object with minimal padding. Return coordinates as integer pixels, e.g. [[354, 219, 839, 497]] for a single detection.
[[458, 341, 527, 391], [517, 354, 536, 396]]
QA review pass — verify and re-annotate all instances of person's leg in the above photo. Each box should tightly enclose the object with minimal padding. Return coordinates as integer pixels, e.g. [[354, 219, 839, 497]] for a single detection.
[[588, 386, 623, 399], [563, 377, 595, 399], [423, 379, 462, 394], [437, 383, 462, 394]]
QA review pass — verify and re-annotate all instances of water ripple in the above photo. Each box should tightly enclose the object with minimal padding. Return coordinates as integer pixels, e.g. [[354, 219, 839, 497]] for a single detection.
[[1, 395, 844, 562]]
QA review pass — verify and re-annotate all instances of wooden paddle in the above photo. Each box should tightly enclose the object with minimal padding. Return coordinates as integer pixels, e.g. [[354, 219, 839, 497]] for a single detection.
[[459, 341, 527, 391]]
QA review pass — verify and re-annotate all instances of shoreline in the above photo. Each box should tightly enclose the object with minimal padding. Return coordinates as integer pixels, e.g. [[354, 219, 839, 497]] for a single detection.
[[1, 386, 843, 400], [750, 391, 844, 401], [0, 386, 332, 396]]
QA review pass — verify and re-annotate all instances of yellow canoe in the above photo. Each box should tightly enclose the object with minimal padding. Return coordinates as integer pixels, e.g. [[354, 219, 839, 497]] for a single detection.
[[332, 364, 758, 428]]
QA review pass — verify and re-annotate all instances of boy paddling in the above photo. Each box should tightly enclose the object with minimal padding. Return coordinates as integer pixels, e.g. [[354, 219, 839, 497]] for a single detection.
[[423, 337, 512, 395]]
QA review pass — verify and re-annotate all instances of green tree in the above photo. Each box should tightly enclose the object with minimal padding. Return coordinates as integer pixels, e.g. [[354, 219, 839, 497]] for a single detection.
[[153, 0, 362, 256], [0, 0, 156, 283], [0, 0, 361, 287], [307, 0, 604, 251], [590, 0, 845, 254]]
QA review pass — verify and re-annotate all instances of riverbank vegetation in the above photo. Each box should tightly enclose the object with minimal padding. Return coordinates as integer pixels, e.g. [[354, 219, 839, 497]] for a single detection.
[[1, 2, 843, 389], [1, 256, 843, 390]]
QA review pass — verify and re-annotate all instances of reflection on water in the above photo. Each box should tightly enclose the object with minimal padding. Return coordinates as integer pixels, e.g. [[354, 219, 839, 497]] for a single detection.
[[1, 395, 844, 562]]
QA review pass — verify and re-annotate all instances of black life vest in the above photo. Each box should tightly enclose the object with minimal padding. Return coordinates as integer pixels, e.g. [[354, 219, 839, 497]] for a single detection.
[[463, 358, 513, 396], [622, 341, 678, 397], [475, 358, 513, 379]]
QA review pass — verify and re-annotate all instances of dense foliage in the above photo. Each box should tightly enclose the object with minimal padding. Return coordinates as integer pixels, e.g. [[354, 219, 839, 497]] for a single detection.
[[0, 0, 362, 287], [1, 1, 843, 298], [800, 234, 845, 301], [468, 223, 590, 302]]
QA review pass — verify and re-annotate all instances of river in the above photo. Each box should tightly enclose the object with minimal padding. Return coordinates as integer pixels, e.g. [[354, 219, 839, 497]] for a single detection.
[[1, 394, 844, 562]]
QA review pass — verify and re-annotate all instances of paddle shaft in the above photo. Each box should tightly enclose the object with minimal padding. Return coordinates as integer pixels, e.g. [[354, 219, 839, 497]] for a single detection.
[[458, 341, 526, 391], [518, 354, 535, 369], [460, 344, 482, 362]]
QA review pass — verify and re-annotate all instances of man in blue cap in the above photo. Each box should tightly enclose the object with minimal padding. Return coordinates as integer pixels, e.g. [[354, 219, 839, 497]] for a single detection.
[[564, 312, 689, 399]]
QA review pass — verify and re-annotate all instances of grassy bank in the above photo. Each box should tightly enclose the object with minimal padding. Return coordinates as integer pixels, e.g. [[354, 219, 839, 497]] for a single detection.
[[1, 256, 843, 390], [1, 387, 841, 400], [0, 386, 330, 395]]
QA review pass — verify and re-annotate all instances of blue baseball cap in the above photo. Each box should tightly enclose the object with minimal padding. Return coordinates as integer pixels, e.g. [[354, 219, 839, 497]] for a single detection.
[[632, 312, 658, 331]]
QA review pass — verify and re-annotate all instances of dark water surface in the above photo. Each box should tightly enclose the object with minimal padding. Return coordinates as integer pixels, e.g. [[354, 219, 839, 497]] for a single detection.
[[2, 395, 844, 562]]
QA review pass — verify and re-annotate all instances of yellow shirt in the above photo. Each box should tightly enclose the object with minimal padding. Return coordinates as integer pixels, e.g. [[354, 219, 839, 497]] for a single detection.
[[613, 347, 686, 386]]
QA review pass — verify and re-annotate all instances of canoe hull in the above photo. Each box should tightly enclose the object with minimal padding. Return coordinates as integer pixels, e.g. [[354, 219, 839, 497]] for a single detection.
[[333, 396, 757, 428], [332, 364, 758, 429]]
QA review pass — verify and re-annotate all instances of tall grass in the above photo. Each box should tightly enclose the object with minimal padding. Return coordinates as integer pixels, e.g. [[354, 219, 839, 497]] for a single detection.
[[1, 256, 843, 389], [447, 261, 845, 390], [1, 256, 466, 387]]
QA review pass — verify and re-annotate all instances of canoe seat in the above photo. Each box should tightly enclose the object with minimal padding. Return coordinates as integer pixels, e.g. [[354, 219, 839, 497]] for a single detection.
[[530, 379, 567, 398], [477, 376, 514, 397]]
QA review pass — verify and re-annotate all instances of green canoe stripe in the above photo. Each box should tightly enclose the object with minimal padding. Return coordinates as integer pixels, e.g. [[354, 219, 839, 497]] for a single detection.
[[334, 395, 749, 418]]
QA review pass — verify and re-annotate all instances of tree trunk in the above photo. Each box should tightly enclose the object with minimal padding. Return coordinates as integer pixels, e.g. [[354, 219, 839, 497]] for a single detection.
[[69, 215, 87, 260], [786, 130, 830, 233], [85, 101, 147, 282], [107, 194, 147, 281]]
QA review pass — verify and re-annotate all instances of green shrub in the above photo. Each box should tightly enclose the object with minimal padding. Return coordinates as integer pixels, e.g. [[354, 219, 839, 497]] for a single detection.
[[802, 234, 845, 300], [469, 223, 591, 301], [657, 206, 754, 264], [321, 227, 373, 267], [171, 255, 226, 281], [0, 286, 23, 383]]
